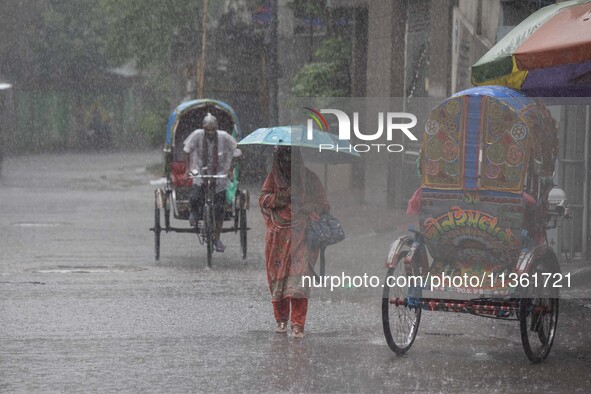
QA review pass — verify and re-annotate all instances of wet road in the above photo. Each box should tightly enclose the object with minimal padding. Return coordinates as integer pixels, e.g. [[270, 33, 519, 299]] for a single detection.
[[1, 151, 590, 392]]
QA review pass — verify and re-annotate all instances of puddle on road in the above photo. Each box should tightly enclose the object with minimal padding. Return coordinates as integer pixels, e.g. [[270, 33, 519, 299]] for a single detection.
[[12, 222, 71, 228], [33, 265, 147, 274], [472, 352, 493, 361]]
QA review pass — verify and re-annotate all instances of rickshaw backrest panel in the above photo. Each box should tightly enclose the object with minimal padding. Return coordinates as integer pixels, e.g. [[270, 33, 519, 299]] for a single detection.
[[421, 87, 555, 194], [419, 189, 524, 266]]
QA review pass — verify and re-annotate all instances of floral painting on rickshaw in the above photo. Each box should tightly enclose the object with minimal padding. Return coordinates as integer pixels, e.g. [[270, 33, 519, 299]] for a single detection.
[[419, 190, 524, 270], [422, 97, 465, 189], [481, 96, 530, 193]]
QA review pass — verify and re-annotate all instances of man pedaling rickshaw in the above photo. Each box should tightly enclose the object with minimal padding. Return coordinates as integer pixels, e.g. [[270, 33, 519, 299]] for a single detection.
[[183, 113, 242, 253]]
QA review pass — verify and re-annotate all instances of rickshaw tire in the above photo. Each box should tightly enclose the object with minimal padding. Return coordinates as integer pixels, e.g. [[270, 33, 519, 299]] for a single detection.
[[154, 202, 161, 261], [233, 193, 240, 232], [240, 207, 247, 260], [519, 297, 558, 363], [204, 204, 213, 267], [164, 192, 171, 229], [518, 257, 559, 363], [382, 251, 421, 355]]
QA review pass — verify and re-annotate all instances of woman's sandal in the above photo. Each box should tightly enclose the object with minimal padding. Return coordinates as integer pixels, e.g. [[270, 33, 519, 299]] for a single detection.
[[291, 325, 305, 338], [275, 321, 288, 334]]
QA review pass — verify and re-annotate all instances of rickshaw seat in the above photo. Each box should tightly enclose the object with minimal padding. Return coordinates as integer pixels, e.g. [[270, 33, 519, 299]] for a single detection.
[[170, 161, 192, 187]]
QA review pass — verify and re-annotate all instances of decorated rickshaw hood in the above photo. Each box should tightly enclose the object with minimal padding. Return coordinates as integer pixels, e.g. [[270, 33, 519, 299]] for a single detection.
[[421, 86, 558, 194], [164, 99, 242, 146]]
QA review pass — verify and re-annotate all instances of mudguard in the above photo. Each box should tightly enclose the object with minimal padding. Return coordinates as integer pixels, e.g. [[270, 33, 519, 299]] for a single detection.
[[155, 188, 166, 209], [514, 244, 560, 275], [385, 235, 413, 268]]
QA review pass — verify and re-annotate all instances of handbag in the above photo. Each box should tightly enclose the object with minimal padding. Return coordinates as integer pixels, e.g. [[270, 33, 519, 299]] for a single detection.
[[307, 213, 345, 249]]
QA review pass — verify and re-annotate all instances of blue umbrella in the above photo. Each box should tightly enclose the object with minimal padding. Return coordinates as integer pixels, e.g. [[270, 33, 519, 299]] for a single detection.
[[238, 125, 360, 164]]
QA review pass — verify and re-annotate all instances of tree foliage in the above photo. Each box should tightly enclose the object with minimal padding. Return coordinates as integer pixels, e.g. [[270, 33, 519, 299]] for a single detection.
[[42, 0, 108, 76], [100, 0, 194, 71], [288, 0, 355, 97], [0, 0, 107, 85], [0, 0, 226, 86], [0, 0, 263, 150], [291, 37, 351, 97], [99, 0, 229, 72]]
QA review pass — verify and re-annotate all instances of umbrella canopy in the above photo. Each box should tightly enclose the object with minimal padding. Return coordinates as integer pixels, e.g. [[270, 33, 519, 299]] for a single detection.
[[238, 125, 360, 164], [471, 0, 591, 96]]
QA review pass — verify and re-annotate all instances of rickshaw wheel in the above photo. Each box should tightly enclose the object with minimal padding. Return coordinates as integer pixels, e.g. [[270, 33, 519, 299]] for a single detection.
[[233, 193, 240, 232], [164, 191, 171, 229], [154, 198, 161, 261], [382, 251, 421, 354], [203, 204, 214, 267], [519, 259, 559, 363], [239, 207, 247, 260]]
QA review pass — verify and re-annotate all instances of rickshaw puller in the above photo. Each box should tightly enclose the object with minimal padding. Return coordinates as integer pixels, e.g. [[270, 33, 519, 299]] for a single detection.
[[183, 113, 241, 252]]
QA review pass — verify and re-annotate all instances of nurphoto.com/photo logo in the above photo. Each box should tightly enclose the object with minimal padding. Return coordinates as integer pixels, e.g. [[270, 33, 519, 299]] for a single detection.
[[303, 107, 419, 153]]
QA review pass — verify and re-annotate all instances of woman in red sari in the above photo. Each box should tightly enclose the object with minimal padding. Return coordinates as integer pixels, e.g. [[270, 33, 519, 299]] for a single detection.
[[259, 146, 330, 338]]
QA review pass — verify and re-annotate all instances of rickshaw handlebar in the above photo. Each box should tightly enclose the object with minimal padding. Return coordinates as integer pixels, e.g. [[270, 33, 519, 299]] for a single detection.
[[188, 174, 228, 179], [187, 168, 228, 179]]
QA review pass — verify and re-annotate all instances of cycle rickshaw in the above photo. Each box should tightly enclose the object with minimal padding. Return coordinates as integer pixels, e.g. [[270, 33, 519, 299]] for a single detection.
[[150, 99, 249, 266], [382, 86, 564, 362]]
